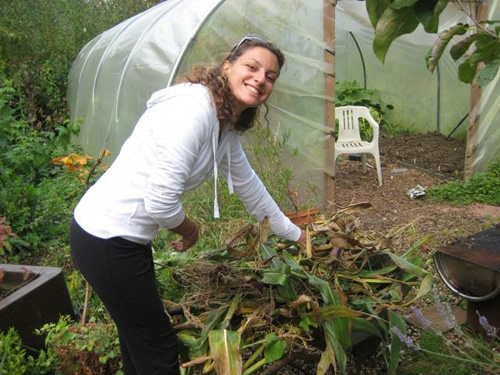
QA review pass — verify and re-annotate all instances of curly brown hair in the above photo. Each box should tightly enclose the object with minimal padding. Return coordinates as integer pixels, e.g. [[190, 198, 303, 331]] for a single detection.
[[180, 37, 285, 132]]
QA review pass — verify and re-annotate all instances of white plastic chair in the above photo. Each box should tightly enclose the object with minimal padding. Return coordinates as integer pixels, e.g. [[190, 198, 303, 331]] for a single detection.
[[333, 106, 383, 186]]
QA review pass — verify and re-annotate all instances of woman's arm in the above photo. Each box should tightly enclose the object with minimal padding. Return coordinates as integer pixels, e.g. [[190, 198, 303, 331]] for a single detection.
[[220, 134, 301, 241]]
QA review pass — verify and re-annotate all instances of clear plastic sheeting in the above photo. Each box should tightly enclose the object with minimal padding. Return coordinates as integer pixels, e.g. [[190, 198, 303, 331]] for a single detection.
[[474, 1, 500, 173], [68, 0, 499, 200], [68, 0, 225, 157]]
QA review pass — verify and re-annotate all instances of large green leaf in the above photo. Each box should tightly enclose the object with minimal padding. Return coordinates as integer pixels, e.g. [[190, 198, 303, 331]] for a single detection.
[[351, 317, 383, 338], [373, 7, 420, 63], [305, 304, 363, 323], [477, 59, 500, 87], [177, 330, 207, 359], [323, 322, 347, 375], [405, 272, 434, 304], [264, 333, 286, 363], [388, 310, 407, 375], [426, 24, 468, 72], [402, 233, 434, 258], [261, 263, 290, 286], [209, 329, 242, 375], [415, 0, 450, 33], [450, 33, 476, 60], [307, 275, 351, 349], [390, 0, 419, 10], [458, 55, 481, 84], [218, 294, 242, 330], [199, 309, 226, 350], [366, 0, 390, 29], [260, 243, 297, 301], [383, 251, 427, 277]]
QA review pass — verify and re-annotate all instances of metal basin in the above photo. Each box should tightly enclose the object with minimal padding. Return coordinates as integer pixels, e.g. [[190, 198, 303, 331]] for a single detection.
[[434, 252, 500, 302], [434, 224, 500, 302]]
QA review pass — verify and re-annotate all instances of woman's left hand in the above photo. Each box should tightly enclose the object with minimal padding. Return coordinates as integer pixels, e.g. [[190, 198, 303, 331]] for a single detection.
[[171, 224, 199, 252]]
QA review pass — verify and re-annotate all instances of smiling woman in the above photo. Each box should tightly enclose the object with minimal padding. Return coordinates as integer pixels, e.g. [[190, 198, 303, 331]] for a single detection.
[[69, 35, 305, 374]]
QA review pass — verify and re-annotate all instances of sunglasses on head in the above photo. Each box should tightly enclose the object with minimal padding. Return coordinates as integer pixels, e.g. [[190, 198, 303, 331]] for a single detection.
[[229, 34, 266, 60]]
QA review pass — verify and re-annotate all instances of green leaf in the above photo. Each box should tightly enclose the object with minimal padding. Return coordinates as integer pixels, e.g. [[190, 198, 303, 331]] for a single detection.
[[307, 275, 351, 350], [477, 60, 500, 87], [264, 333, 286, 363], [366, 0, 390, 29], [199, 309, 225, 350], [426, 24, 468, 72], [307, 274, 340, 305], [411, 272, 434, 302], [458, 59, 478, 84], [373, 7, 420, 63], [388, 310, 407, 375], [261, 264, 290, 286], [209, 330, 242, 375], [390, 0, 419, 10], [299, 315, 318, 332], [450, 33, 477, 60], [357, 264, 397, 277], [306, 304, 363, 323], [323, 322, 347, 374], [415, 0, 450, 33], [351, 317, 383, 338], [383, 251, 427, 277]]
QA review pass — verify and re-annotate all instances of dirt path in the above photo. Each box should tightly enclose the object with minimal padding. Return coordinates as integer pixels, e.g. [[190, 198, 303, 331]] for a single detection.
[[331, 132, 499, 252]]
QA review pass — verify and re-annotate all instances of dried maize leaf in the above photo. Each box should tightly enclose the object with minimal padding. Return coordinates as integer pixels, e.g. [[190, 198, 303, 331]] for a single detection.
[[209, 329, 242, 375]]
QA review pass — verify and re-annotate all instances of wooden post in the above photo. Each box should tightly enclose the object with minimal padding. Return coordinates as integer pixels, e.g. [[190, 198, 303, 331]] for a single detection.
[[464, 0, 489, 181], [323, 0, 336, 208]]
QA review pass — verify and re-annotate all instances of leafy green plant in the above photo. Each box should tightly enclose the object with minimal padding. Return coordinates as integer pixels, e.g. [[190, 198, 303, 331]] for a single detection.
[[0, 328, 28, 375], [427, 160, 500, 205], [0, 327, 56, 375], [335, 80, 396, 139], [37, 315, 123, 375]]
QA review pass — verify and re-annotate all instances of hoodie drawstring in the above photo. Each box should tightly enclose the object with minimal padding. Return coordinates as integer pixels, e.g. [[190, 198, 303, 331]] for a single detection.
[[212, 133, 234, 219], [212, 131, 220, 219]]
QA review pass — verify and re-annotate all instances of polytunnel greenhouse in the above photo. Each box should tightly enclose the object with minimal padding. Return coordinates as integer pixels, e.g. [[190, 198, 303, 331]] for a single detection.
[[68, 0, 499, 202]]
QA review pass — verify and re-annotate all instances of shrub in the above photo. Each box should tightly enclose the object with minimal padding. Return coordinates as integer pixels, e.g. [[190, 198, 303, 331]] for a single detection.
[[0, 328, 56, 375], [37, 316, 123, 375]]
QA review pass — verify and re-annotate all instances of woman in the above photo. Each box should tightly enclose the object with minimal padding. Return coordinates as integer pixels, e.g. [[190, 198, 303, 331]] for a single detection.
[[70, 35, 305, 374]]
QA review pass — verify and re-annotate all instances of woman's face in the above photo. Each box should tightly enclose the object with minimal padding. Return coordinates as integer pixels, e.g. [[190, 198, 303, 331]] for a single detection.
[[223, 46, 280, 115]]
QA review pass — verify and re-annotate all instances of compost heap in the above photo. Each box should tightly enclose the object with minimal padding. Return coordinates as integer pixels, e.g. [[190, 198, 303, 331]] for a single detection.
[[160, 203, 433, 374]]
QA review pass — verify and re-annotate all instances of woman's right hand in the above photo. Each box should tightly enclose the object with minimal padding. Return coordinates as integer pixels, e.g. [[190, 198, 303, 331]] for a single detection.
[[297, 230, 307, 247]]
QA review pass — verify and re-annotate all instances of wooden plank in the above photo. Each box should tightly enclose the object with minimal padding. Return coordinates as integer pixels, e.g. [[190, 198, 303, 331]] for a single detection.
[[464, 1, 489, 181], [323, 0, 336, 208]]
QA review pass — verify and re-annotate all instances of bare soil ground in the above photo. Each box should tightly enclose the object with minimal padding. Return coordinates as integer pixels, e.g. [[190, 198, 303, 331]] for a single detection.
[[331, 132, 500, 251], [277, 132, 500, 375]]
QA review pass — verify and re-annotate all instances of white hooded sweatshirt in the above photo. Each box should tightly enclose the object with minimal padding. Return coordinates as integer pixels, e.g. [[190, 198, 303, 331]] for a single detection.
[[74, 83, 301, 244]]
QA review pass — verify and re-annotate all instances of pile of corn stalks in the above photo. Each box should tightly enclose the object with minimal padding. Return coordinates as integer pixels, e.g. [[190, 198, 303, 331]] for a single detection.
[[159, 204, 434, 375]]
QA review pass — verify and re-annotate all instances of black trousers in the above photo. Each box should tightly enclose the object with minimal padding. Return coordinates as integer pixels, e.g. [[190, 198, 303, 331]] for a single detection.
[[69, 219, 180, 375]]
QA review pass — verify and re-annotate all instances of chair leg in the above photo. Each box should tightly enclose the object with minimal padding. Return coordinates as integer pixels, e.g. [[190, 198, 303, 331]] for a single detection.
[[361, 153, 367, 173], [332, 154, 337, 177], [374, 153, 382, 186]]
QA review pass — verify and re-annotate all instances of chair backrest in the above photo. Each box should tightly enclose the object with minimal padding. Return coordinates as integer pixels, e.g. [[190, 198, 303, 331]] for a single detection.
[[335, 105, 375, 143]]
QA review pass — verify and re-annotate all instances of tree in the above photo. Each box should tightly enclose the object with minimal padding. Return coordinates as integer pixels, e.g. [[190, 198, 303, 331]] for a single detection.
[[366, 0, 499, 87]]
